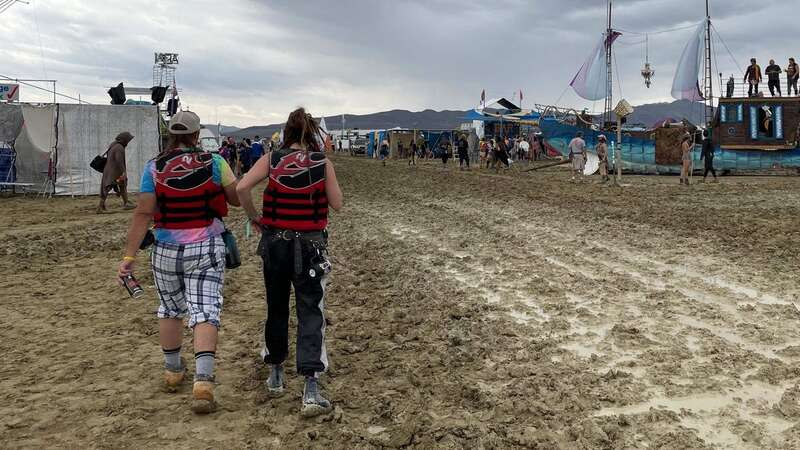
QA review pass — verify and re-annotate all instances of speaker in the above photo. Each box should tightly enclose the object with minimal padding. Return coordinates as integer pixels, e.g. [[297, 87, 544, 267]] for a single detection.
[[108, 83, 126, 105], [167, 98, 179, 116], [150, 86, 168, 104]]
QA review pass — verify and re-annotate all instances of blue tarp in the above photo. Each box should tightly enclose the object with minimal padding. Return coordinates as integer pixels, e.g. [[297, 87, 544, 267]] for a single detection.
[[366, 131, 376, 157], [0, 147, 16, 185]]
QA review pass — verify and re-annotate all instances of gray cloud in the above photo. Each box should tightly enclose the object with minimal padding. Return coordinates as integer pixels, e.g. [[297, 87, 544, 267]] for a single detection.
[[0, 0, 794, 127]]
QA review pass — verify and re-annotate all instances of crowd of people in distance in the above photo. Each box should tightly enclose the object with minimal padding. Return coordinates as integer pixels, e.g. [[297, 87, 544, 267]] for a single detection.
[[217, 135, 275, 176], [373, 133, 548, 173], [477, 134, 547, 171]]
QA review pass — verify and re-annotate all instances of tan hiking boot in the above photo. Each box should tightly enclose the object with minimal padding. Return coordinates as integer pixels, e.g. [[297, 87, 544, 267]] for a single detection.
[[163, 357, 186, 392], [191, 379, 217, 414], [164, 369, 185, 392]]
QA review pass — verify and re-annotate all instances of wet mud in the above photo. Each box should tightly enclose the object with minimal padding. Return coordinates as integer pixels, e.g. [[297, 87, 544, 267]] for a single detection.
[[2, 156, 800, 449]]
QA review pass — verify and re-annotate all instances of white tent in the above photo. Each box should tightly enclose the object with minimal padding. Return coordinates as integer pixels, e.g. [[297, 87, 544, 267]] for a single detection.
[[13, 104, 52, 189], [56, 104, 160, 195], [0, 103, 160, 196]]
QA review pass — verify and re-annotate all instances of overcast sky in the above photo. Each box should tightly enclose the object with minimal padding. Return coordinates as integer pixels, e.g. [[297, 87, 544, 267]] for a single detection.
[[0, 0, 792, 127]]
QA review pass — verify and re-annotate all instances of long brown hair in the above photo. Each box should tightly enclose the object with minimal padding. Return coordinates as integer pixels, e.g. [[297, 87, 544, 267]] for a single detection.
[[282, 108, 321, 153]]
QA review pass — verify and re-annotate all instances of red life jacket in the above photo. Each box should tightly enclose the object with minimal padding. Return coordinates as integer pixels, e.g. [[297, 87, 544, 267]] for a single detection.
[[153, 148, 228, 229], [261, 149, 328, 232]]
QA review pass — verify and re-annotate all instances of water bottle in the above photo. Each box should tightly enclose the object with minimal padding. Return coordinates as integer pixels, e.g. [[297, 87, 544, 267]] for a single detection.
[[222, 230, 241, 269], [121, 274, 144, 299]]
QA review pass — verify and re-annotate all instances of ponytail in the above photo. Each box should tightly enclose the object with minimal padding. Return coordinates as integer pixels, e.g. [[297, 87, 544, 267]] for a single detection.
[[282, 107, 322, 154]]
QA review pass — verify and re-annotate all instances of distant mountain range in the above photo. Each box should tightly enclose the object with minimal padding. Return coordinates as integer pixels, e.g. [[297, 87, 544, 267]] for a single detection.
[[201, 124, 241, 138], [223, 100, 709, 139]]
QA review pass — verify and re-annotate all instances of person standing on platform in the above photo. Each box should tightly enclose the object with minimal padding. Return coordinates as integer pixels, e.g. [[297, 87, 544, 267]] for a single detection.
[[787, 58, 799, 96], [766, 60, 783, 97], [701, 130, 717, 183], [745, 58, 762, 97]]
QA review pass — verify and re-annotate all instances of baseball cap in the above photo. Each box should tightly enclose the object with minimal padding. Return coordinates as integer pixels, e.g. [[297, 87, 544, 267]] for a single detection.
[[169, 111, 201, 135]]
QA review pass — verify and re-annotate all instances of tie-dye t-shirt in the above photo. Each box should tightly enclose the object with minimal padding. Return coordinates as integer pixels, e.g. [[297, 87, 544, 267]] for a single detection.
[[140, 151, 236, 244]]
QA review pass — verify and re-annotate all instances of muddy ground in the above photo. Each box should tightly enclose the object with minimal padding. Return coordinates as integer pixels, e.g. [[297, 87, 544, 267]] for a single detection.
[[2, 155, 800, 449]]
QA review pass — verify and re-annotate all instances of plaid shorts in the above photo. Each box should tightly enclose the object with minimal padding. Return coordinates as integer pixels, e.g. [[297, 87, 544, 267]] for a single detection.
[[151, 237, 226, 328]]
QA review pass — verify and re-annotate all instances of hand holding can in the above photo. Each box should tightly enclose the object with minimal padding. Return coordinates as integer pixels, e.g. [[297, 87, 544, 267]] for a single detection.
[[121, 274, 144, 299]]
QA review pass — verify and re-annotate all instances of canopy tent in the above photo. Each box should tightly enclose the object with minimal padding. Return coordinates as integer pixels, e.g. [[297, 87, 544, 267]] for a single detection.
[[463, 109, 541, 123], [481, 97, 521, 111], [0, 103, 160, 196]]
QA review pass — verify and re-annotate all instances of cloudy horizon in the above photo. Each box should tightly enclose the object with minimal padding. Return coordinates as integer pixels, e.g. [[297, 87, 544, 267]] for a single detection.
[[0, 0, 793, 128]]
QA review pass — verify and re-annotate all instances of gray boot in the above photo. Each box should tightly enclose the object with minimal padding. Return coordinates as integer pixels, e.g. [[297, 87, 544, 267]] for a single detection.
[[266, 364, 285, 397], [301, 376, 332, 418]]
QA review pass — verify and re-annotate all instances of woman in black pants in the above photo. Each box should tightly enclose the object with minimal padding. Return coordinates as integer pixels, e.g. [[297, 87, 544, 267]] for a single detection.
[[237, 108, 344, 417]]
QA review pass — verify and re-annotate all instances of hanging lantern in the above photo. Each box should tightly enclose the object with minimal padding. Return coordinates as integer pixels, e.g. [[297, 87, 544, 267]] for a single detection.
[[641, 62, 655, 88]]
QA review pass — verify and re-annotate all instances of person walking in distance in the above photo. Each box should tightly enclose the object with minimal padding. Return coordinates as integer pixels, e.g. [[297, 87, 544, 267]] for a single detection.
[[596, 135, 609, 183], [479, 139, 488, 169], [236, 108, 343, 418], [408, 139, 417, 166], [250, 135, 265, 163], [568, 131, 587, 182], [787, 58, 799, 96], [745, 58, 762, 97], [518, 136, 530, 163], [700, 130, 717, 183], [379, 139, 389, 166], [680, 132, 693, 185], [97, 132, 135, 213], [439, 139, 450, 167], [494, 138, 510, 171], [457, 135, 470, 170], [765, 59, 783, 97], [117, 111, 241, 414]]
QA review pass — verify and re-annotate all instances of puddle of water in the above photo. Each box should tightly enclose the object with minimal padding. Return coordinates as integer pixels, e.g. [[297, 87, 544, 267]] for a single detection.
[[595, 381, 794, 449], [508, 309, 534, 324], [565, 293, 594, 308], [560, 322, 614, 359], [544, 256, 599, 280], [685, 335, 702, 352], [593, 242, 795, 308], [680, 315, 783, 361], [561, 342, 601, 358]]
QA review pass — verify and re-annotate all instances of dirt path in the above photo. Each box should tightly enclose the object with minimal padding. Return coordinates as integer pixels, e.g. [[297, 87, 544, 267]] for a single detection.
[[2, 156, 800, 449]]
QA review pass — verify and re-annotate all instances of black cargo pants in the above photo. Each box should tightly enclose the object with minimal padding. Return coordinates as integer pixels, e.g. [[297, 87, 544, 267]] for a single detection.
[[260, 230, 330, 376]]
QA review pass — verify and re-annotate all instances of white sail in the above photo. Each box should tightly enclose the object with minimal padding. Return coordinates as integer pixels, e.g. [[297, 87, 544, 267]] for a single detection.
[[570, 32, 621, 101], [671, 21, 706, 102]]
